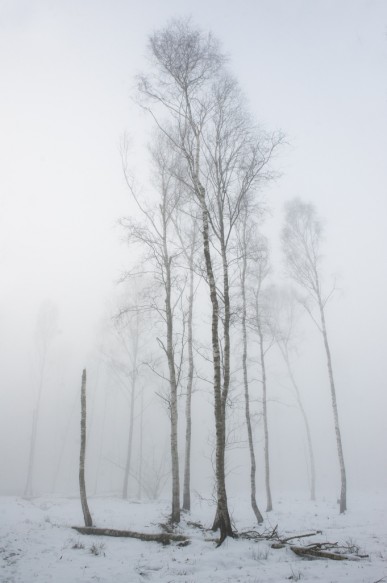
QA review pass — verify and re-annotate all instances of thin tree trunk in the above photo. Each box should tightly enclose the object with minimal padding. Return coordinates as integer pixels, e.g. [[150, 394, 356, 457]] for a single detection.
[[196, 182, 233, 543], [123, 328, 138, 499], [182, 231, 196, 512], [279, 345, 316, 501], [137, 388, 144, 499], [122, 374, 136, 499], [318, 298, 347, 513], [211, 206, 234, 536], [256, 302, 272, 512], [241, 242, 264, 524], [162, 209, 180, 524], [79, 369, 93, 527]]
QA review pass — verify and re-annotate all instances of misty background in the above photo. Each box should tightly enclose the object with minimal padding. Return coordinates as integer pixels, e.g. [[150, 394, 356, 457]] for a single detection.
[[1, 0, 386, 502]]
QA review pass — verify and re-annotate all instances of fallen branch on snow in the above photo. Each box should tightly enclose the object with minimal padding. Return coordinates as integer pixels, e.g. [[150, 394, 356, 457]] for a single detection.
[[72, 526, 189, 546], [239, 527, 368, 561], [290, 544, 367, 561]]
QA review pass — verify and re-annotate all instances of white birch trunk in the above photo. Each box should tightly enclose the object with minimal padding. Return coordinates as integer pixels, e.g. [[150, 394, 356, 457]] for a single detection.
[[162, 205, 180, 523], [182, 231, 196, 512], [256, 301, 273, 512], [241, 246, 264, 524], [137, 388, 144, 499], [318, 297, 347, 513], [196, 183, 232, 542], [123, 326, 139, 499]]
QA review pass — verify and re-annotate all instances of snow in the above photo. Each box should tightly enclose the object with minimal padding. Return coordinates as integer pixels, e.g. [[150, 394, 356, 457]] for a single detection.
[[1, 493, 386, 582]]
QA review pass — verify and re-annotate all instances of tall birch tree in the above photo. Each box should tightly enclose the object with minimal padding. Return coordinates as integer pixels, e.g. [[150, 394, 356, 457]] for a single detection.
[[238, 211, 264, 523], [137, 19, 281, 542], [174, 215, 198, 512], [251, 237, 274, 512], [121, 134, 183, 523], [281, 198, 347, 513]]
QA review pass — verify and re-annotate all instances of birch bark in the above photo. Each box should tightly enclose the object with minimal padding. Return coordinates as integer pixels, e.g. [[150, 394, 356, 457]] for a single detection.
[[240, 223, 264, 523], [182, 228, 196, 512]]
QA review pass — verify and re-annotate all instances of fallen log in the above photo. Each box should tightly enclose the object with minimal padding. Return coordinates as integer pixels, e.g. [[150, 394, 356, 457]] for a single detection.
[[291, 545, 364, 561], [72, 526, 189, 545]]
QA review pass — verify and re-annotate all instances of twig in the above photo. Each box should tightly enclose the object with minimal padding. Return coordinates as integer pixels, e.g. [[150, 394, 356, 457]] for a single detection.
[[280, 531, 322, 543]]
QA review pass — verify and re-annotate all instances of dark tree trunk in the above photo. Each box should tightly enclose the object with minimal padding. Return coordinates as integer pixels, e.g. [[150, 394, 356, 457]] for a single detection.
[[196, 181, 233, 543]]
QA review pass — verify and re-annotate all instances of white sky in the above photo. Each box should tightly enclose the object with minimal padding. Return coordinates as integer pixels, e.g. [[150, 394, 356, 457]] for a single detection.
[[1, 0, 387, 494]]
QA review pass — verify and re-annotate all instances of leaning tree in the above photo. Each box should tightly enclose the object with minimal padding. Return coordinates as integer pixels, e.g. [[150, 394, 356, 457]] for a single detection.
[[269, 286, 316, 501], [281, 198, 347, 513]]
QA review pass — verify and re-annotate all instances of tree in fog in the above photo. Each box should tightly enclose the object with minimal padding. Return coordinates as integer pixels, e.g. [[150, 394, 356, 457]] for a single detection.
[[121, 133, 183, 523], [106, 308, 142, 500], [138, 18, 281, 541], [281, 198, 347, 513], [250, 236, 274, 512], [270, 287, 316, 500], [79, 369, 93, 527], [174, 214, 199, 512], [25, 300, 59, 497], [237, 210, 264, 523]]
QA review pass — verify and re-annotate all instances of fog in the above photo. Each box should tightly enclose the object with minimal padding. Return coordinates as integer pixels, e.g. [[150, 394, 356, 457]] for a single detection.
[[1, 0, 387, 507]]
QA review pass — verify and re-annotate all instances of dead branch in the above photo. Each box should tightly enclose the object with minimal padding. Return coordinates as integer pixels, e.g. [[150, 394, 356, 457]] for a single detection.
[[280, 530, 322, 543], [239, 526, 368, 562], [239, 525, 279, 541], [72, 526, 189, 546], [290, 544, 365, 561]]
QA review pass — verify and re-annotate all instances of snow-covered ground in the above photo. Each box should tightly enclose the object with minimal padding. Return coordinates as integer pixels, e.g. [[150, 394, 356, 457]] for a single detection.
[[1, 492, 386, 582]]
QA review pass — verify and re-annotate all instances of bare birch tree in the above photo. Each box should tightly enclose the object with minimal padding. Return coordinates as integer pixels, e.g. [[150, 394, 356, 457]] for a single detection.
[[237, 210, 264, 523], [281, 198, 347, 513], [137, 19, 282, 542], [136, 384, 144, 499], [173, 216, 198, 512], [182, 229, 196, 512], [250, 237, 274, 512], [121, 134, 183, 523]]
